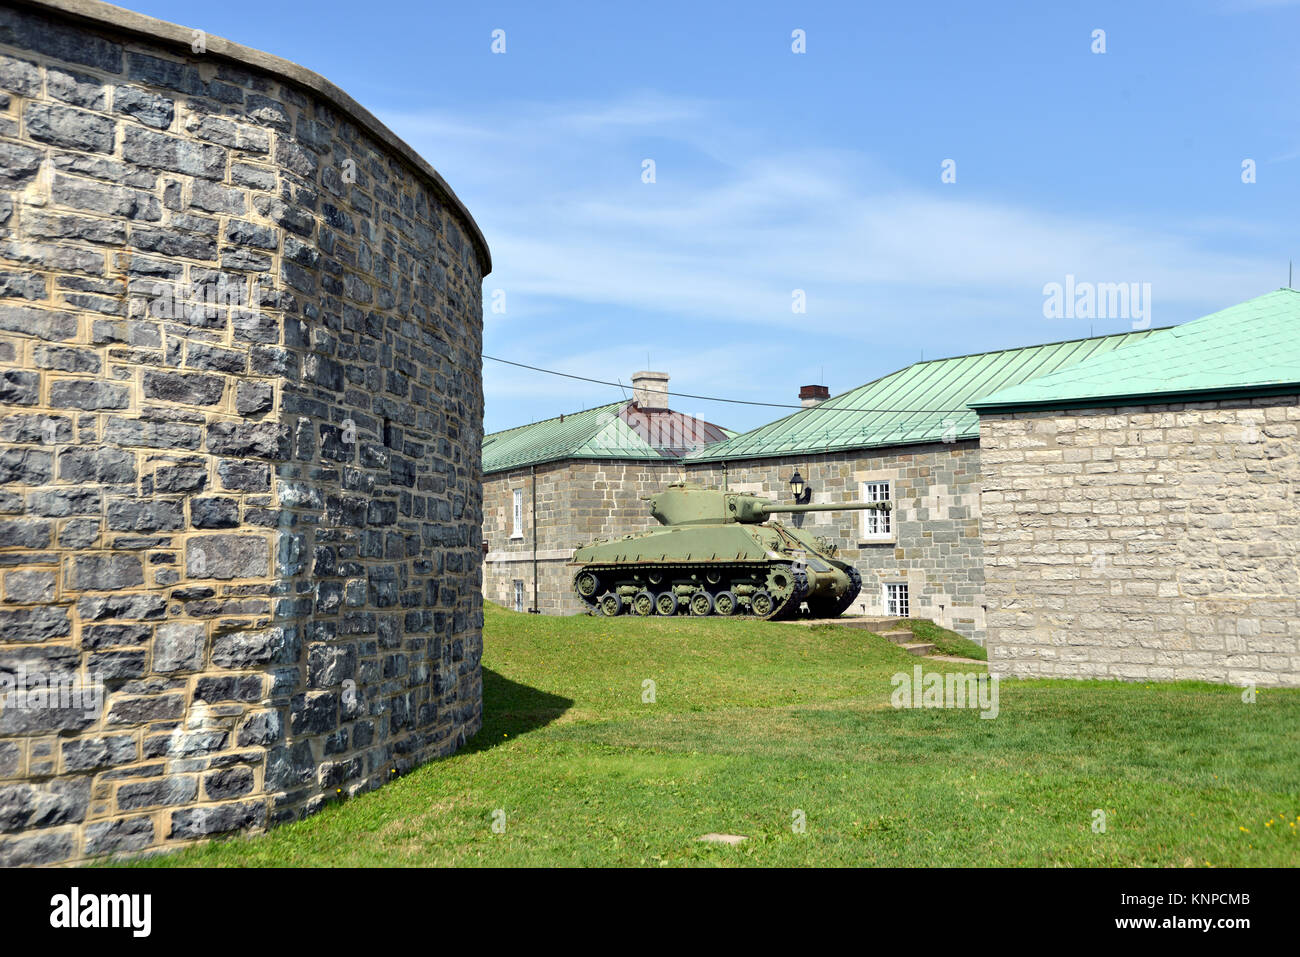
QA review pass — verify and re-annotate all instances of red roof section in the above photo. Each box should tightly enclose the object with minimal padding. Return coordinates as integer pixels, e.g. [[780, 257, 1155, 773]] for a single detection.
[[619, 404, 731, 458]]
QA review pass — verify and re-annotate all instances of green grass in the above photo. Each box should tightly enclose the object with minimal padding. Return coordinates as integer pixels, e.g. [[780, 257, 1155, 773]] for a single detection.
[[903, 619, 988, 660], [125, 604, 1300, 867]]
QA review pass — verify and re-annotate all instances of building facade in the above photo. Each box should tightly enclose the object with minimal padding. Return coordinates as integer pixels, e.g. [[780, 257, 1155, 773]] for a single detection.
[[686, 441, 985, 634], [680, 330, 1161, 643], [484, 458, 686, 615], [482, 372, 730, 615], [973, 290, 1300, 686], [486, 333, 1159, 641]]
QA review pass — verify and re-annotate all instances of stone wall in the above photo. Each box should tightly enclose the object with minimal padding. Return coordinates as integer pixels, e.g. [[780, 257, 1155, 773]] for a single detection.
[[483, 460, 684, 614], [687, 442, 986, 640], [0, 0, 489, 864], [979, 398, 1300, 685]]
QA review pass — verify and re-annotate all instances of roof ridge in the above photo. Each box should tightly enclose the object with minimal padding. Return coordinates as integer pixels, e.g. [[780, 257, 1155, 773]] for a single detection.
[[785, 327, 1174, 414], [901, 326, 1174, 369], [690, 325, 1163, 461], [694, 328, 1164, 436]]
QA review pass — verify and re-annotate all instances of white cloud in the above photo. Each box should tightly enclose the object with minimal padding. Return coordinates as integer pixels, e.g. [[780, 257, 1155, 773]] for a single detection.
[[379, 93, 1285, 431]]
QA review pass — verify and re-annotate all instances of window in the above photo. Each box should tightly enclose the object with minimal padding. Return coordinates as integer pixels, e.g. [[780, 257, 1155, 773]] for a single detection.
[[513, 580, 524, 613], [511, 489, 523, 539], [885, 582, 909, 618], [860, 480, 892, 539]]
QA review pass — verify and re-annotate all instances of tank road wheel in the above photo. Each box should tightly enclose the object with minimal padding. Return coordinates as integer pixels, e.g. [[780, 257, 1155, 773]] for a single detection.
[[631, 590, 655, 617], [713, 590, 737, 617], [764, 564, 807, 620], [762, 570, 792, 618], [750, 590, 774, 618], [598, 592, 623, 617], [766, 566, 793, 599], [689, 591, 714, 617], [575, 570, 600, 599], [654, 591, 679, 616]]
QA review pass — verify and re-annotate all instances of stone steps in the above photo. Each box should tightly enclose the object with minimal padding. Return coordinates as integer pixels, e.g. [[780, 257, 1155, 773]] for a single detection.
[[878, 630, 935, 656], [900, 642, 937, 656], [797, 616, 909, 631], [798, 617, 937, 656], [878, 627, 936, 657]]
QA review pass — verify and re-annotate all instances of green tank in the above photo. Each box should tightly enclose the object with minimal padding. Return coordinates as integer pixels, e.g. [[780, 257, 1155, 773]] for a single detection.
[[569, 483, 891, 620]]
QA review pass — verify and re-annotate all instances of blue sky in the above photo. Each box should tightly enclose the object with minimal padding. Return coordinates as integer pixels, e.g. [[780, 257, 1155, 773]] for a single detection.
[[135, 0, 1300, 433]]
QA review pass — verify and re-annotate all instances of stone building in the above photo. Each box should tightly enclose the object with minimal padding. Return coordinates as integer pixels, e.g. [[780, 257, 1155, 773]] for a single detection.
[[685, 329, 1156, 642], [972, 289, 1300, 686], [485, 333, 1160, 638], [482, 371, 731, 614], [0, 0, 489, 864]]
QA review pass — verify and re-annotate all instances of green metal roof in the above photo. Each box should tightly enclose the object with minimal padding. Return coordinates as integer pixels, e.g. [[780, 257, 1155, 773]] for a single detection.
[[483, 402, 736, 474], [971, 289, 1300, 412], [688, 328, 1160, 462]]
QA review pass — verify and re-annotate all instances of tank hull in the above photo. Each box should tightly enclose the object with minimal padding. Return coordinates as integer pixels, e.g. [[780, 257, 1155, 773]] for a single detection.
[[570, 521, 861, 619]]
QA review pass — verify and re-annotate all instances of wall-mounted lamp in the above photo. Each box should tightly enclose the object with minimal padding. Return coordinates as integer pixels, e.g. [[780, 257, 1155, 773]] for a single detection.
[[789, 470, 812, 504]]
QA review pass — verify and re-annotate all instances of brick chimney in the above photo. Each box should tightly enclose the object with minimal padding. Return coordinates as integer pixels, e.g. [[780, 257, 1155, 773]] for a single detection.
[[800, 384, 830, 408], [632, 371, 670, 411]]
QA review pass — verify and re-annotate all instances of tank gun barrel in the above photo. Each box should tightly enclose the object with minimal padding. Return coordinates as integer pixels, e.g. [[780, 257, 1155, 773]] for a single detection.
[[643, 484, 892, 527], [760, 500, 891, 517]]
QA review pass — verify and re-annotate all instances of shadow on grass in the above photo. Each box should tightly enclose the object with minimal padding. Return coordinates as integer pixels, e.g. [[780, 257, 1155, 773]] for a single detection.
[[461, 667, 573, 754]]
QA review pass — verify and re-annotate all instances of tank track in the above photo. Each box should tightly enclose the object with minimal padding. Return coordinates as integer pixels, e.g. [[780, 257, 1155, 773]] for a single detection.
[[802, 562, 862, 619], [830, 564, 862, 616], [574, 562, 808, 620]]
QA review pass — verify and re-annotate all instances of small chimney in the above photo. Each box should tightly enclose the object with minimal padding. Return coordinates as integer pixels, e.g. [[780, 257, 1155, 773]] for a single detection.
[[799, 384, 829, 408], [632, 371, 670, 411]]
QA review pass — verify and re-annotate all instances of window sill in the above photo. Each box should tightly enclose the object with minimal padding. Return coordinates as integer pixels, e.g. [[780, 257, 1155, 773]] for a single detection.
[[510, 533, 524, 541], [858, 537, 897, 546]]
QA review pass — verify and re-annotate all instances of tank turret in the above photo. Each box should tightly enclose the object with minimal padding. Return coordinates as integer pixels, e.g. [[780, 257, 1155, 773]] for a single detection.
[[570, 483, 889, 620]]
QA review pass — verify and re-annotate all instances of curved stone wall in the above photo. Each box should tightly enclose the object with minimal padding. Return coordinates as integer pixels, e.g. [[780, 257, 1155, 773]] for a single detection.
[[0, 0, 488, 864]]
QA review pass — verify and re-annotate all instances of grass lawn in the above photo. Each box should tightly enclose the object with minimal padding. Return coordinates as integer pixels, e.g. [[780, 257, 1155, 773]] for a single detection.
[[129, 604, 1300, 867]]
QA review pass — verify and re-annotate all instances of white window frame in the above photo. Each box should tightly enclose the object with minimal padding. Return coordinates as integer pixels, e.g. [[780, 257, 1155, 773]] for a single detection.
[[859, 480, 893, 541], [513, 579, 524, 613], [883, 581, 910, 618], [511, 488, 524, 539]]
